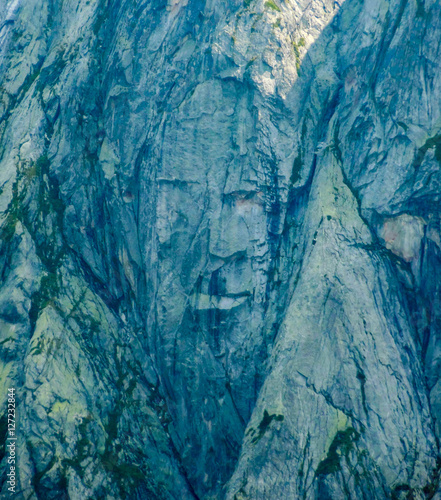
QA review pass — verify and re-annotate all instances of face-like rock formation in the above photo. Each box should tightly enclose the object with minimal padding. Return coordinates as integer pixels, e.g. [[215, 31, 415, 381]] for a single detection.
[[1, 0, 441, 498]]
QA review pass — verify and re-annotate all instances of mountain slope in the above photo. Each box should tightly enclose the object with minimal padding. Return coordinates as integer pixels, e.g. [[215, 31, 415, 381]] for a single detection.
[[0, 0, 441, 498]]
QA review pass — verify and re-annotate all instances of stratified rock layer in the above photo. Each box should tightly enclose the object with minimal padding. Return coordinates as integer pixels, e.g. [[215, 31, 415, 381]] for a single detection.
[[0, 0, 441, 498]]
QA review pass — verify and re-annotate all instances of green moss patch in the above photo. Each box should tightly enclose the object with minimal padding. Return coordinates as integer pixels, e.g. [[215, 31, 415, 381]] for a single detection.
[[413, 133, 441, 169], [250, 410, 284, 444], [264, 1, 281, 12], [316, 427, 360, 476], [292, 39, 305, 72]]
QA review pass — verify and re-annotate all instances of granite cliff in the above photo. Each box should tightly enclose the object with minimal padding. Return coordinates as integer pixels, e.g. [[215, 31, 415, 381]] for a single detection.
[[1, 0, 441, 498]]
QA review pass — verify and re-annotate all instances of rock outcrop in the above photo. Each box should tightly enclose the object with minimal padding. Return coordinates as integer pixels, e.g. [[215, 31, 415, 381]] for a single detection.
[[1, 0, 441, 498]]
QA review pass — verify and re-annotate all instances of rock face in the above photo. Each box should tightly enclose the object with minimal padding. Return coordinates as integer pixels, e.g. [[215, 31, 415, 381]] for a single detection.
[[0, 0, 441, 498]]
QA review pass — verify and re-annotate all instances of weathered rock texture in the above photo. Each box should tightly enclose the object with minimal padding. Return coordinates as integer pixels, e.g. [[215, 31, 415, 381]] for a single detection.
[[1, 0, 441, 498]]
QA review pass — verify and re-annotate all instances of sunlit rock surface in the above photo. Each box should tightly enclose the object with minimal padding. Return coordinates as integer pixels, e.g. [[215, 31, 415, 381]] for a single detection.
[[1, 0, 441, 498]]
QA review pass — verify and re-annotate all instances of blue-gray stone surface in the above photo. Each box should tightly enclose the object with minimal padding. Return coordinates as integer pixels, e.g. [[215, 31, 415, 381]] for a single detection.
[[1, 0, 441, 498]]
